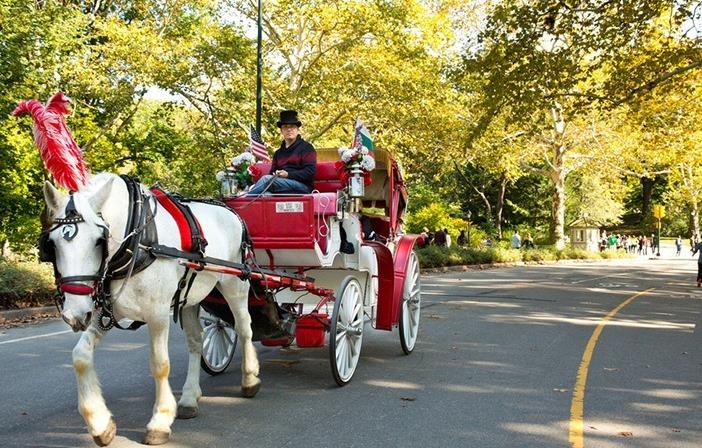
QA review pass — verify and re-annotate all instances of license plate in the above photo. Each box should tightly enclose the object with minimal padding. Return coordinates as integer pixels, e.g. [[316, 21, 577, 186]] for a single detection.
[[275, 201, 304, 213]]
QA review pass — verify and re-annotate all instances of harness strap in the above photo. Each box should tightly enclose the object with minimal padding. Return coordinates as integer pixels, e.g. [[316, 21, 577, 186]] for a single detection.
[[150, 187, 207, 253], [171, 267, 199, 325]]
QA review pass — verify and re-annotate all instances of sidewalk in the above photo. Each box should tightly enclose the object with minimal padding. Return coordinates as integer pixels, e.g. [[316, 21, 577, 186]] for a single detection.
[[0, 305, 58, 325]]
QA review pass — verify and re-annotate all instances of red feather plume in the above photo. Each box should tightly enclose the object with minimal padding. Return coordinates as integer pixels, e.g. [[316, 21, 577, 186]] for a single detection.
[[13, 92, 89, 192]]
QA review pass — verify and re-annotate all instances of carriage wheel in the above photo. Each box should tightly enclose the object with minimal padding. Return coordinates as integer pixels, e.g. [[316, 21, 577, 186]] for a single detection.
[[200, 307, 238, 376], [399, 251, 421, 354], [329, 276, 364, 386]]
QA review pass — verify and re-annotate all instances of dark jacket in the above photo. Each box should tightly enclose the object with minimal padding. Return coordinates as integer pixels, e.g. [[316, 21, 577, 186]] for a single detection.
[[270, 135, 316, 192]]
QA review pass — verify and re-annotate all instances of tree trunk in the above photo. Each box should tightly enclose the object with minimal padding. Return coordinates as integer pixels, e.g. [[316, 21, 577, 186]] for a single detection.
[[641, 176, 654, 226], [549, 170, 567, 249], [547, 104, 567, 250], [691, 202, 700, 238], [495, 176, 507, 240]]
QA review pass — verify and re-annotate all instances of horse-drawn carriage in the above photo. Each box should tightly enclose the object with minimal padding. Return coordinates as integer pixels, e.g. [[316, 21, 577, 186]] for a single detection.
[[16, 93, 420, 445], [199, 148, 422, 385]]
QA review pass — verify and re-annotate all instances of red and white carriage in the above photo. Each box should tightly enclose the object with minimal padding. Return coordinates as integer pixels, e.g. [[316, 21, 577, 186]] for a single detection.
[[198, 148, 422, 385]]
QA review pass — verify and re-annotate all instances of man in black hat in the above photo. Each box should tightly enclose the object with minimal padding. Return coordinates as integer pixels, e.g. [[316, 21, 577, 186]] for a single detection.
[[248, 110, 317, 195]]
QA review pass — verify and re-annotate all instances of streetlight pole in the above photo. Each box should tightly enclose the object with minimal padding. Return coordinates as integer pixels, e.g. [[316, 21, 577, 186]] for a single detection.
[[656, 219, 661, 257], [255, 0, 263, 134]]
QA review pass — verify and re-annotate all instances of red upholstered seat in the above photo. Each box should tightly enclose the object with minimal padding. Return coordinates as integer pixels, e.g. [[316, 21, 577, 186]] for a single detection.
[[253, 161, 343, 193]]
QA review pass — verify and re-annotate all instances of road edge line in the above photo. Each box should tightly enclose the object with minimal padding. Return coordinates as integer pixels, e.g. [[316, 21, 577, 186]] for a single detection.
[[568, 287, 655, 448]]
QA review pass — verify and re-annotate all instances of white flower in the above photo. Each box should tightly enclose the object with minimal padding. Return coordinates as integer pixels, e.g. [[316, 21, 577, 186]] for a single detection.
[[215, 171, 226, 182], [360, 146, 369, 155], [338, 146, 349, 156], [240, 152, 256, 164], [360, 155, 376, 171], [340, 148, 356, 163], [231, 151, 256, 167]]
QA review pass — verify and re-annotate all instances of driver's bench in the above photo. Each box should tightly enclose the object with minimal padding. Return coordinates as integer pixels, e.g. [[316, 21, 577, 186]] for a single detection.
[[223, 161, 343, 267]]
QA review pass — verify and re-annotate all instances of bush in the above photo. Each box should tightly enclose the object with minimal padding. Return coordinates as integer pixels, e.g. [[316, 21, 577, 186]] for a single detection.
[[0, 259, 55, 309], [416, 244, 632, 268]]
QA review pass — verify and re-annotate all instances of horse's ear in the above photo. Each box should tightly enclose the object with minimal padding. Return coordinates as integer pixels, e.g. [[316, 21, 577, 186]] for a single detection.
[[88, 177, 115, 212], [43, 181, 64, 216]]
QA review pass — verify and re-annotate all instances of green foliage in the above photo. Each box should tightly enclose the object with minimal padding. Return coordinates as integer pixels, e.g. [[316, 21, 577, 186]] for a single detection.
[[406, 202, 468, 236], [415, 244, 632, 269], [0, 259, 55, 309]]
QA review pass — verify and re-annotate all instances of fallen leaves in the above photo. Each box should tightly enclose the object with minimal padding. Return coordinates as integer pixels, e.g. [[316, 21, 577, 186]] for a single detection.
[[263, 359, 300, 368], [618, 431, 633, 437]]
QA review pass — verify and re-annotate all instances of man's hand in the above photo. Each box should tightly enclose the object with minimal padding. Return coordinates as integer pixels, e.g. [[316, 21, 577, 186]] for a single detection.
[[275, 170, 288, 178]]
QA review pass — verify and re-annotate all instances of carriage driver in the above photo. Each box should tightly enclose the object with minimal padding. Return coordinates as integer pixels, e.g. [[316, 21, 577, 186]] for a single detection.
[[248, 110, 317, 195]]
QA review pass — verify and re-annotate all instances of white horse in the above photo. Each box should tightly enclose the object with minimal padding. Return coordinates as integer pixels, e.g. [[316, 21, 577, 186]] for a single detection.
[[42, 173, 260, 446]]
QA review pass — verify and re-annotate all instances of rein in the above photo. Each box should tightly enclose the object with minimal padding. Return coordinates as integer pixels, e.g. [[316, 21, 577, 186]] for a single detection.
[[41, 175, 255, 332]]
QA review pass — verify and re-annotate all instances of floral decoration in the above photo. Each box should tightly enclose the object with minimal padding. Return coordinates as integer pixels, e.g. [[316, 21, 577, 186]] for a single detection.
[[216, 151, 261, 188], [335, 145, 375, 186]]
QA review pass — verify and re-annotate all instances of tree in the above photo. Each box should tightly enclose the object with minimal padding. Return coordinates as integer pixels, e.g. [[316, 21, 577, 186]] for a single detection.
[[457, 0, 702, 248]]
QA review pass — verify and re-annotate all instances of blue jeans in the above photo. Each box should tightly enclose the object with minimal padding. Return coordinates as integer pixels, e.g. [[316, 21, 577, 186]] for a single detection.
[[247, 175, 310, 195]]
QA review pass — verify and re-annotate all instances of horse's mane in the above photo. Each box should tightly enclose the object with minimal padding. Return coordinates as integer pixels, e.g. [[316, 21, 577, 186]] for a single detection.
[[53, 172, 119, 226]]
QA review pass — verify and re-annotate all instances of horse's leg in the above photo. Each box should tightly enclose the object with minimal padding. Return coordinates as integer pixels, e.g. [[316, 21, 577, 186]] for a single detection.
[[143, 317, 177, 445], [176, 304, 202, 419], [72, 325, 116, 447], [219, 279, 261, 397]]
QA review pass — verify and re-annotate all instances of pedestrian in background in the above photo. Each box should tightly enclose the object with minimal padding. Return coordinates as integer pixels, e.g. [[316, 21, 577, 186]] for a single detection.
[[444, 228, 452, 248], [676, 235, 683, 256], [511, 230, 521, 249], [434, 228, 446, 246], [457, 230, 467, 247], [692, 240, 702, 287]]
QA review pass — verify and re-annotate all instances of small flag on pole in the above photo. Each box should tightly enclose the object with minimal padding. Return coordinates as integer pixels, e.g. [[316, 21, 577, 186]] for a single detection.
[[352, 118, 374, 151], [249, 124, 270, 161]]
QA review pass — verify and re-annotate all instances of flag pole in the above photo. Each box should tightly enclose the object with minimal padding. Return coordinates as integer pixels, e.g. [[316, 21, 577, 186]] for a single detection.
[[255, 0, 263, 135]]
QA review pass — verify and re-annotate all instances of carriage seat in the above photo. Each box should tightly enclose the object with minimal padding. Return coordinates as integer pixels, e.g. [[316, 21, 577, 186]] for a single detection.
[[253, 161, 343, 194]]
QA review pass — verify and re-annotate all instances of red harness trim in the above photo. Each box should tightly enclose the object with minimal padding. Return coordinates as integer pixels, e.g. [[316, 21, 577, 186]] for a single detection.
[[150, 188, 205, 252], [60, 283, 94, 295]]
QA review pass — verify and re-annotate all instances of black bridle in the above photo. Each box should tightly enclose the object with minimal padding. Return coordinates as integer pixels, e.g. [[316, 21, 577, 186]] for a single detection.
[[39, 176, 157, 331]]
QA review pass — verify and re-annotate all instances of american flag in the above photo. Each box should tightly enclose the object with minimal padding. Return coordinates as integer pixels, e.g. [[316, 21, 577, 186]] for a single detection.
[[249, 124, 270, 161]]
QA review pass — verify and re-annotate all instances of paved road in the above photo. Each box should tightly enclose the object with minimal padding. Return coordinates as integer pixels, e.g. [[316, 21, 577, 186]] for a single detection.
[[1, 252, 701, 447]]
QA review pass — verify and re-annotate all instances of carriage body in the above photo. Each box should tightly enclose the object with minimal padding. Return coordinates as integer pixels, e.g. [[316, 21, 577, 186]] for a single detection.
[[200, 149, 422, 384]]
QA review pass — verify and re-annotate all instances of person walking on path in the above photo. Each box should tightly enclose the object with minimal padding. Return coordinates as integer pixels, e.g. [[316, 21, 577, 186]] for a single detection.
[[676, 236, 683, 256], [692, 240, 702, 287], [457, 230, 467, 247], [511, 230, 521, 249], [433, 228, 447, 246]]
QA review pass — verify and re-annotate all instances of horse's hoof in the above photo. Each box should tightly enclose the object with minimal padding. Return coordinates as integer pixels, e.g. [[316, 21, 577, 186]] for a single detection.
[[92, 417, 116, 447], [176, 405, 198, 419], [142, 429, 170, 445], [241, 381, 261, 398]]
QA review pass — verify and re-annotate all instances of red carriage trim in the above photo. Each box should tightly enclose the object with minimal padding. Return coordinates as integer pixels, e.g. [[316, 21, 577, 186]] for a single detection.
[[150, 188, 205, 253]]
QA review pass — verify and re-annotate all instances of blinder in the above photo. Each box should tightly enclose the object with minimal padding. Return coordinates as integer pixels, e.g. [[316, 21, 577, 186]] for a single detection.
[[38, 194, 111, 311]]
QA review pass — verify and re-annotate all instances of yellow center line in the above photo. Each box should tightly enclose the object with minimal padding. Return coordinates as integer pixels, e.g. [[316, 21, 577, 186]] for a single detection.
[[569, 287, 655, 448]]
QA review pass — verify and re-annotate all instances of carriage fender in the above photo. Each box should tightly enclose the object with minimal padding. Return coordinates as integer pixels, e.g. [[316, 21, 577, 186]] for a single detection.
[[363, 235, 418, 331]]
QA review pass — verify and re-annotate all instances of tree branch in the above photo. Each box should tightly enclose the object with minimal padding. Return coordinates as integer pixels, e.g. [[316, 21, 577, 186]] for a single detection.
[[612, 60, 702, 107]]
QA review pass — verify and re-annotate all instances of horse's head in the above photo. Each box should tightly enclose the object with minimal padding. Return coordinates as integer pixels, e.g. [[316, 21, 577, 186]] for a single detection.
[[42, 176, 116, 332]]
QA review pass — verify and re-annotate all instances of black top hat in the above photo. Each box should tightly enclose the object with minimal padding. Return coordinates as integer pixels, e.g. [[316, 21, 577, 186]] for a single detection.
[[276, 110, 302, 127]]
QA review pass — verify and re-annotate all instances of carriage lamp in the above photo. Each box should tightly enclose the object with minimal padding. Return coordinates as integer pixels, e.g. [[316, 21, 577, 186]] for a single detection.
[[219, 169, 239, 197], [348, 162, 365, 198]]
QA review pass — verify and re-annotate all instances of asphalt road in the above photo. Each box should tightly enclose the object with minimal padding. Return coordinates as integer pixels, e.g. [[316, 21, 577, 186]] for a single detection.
[[1, 249, 701, 448]]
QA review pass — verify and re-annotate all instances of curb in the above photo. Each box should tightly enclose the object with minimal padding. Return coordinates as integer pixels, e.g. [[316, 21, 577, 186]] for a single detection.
[[0, 306, 58, 324], [421, 257, 619, 274]]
